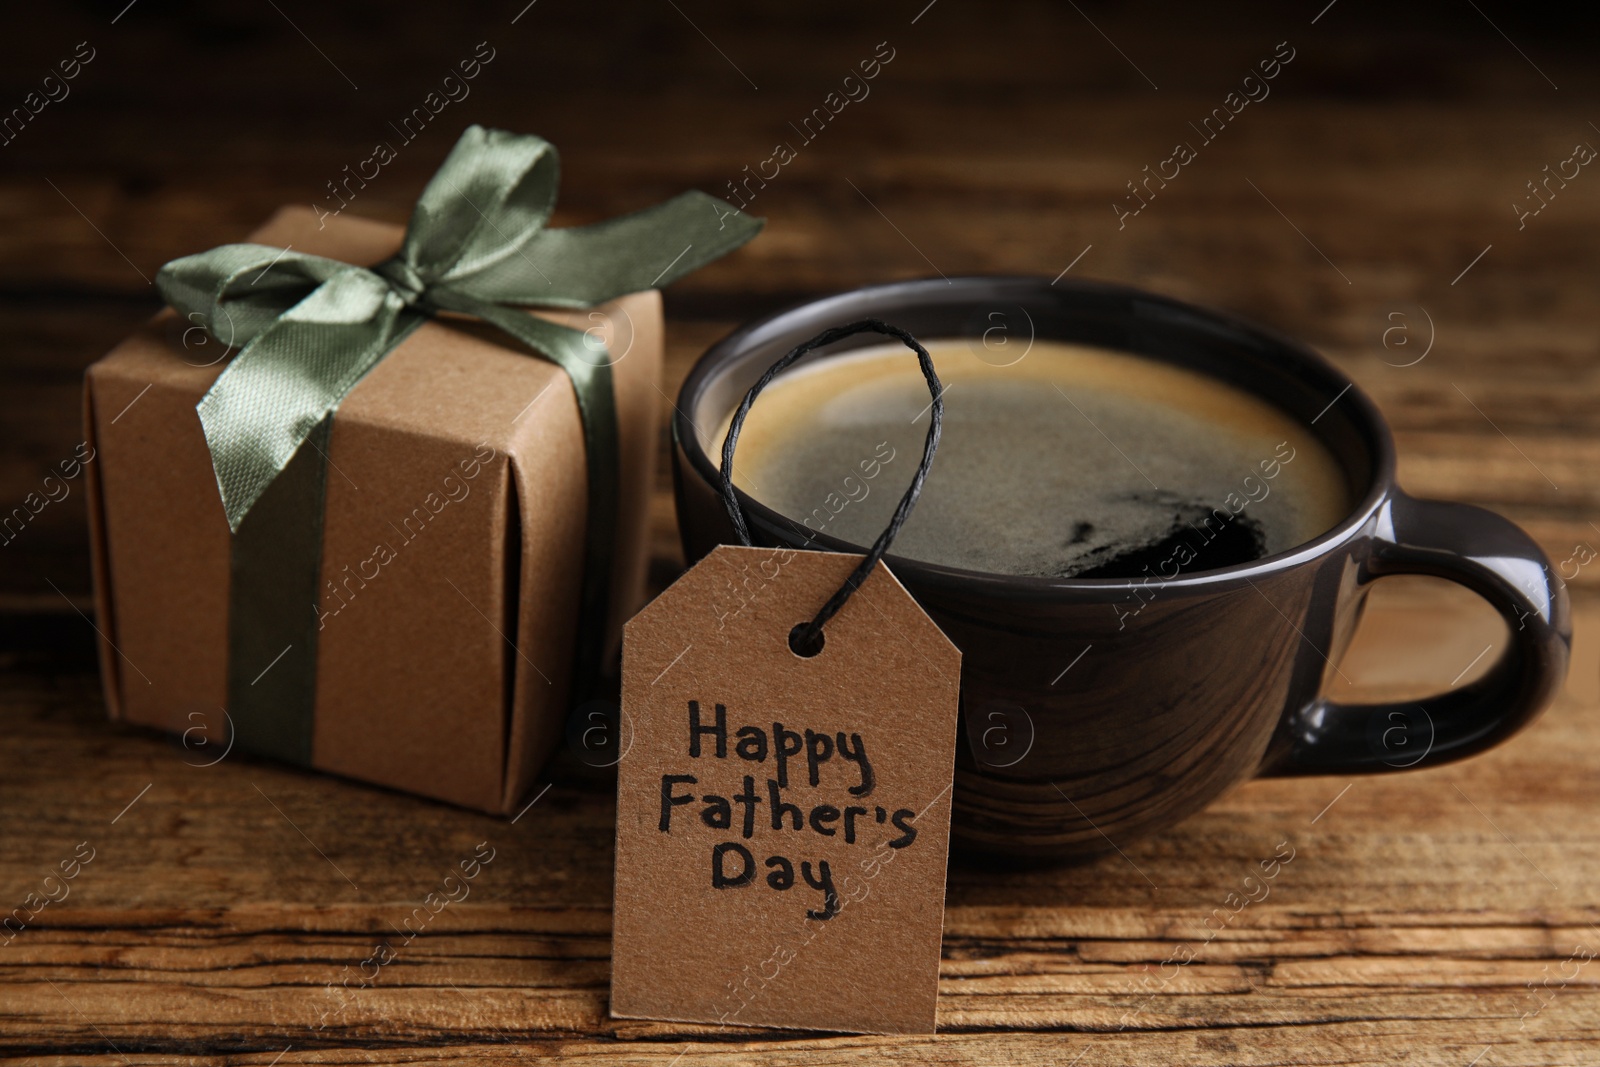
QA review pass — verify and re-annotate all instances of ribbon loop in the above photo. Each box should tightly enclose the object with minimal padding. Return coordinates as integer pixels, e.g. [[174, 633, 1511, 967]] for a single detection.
[[400, 125, 562, 292], [160, 125, 762, 534], [160, 244, 349, 351]]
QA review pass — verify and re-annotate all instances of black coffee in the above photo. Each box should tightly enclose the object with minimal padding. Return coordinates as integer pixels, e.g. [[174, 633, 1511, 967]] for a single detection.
[[720, 339, 1348, 579]]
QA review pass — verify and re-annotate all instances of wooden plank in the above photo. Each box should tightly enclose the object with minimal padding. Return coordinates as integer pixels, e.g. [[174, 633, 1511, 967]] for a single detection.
[[0, 594, 1595, 1061]]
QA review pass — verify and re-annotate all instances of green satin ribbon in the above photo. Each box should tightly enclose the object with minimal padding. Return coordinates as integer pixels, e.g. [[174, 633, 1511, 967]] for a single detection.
[[156, 125, 762, 766]]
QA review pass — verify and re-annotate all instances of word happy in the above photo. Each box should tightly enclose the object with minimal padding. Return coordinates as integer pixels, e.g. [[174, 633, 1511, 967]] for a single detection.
[[658, 701, 918, 921]]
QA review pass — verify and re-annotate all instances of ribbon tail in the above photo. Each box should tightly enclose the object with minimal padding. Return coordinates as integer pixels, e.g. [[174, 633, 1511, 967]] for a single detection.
[[450, 295, 622, 699], [196, 272, 424, 532], [445, 191, 764, 307], [225, 414, 334, 766]]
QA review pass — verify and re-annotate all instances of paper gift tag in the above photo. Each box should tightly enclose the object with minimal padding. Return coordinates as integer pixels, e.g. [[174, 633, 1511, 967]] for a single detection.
[[610, 544, 961, 1034]]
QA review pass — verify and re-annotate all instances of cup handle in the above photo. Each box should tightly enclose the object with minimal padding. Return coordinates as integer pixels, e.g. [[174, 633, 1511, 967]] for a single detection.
[[1263, 491, 1571, 776]]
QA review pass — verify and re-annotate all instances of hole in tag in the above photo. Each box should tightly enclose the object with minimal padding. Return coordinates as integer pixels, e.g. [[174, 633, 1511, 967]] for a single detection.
[[788, 623, 825, 658]]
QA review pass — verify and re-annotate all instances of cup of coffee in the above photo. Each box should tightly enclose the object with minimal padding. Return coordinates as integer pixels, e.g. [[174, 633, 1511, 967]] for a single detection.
[[671, 277, 1571, 862]]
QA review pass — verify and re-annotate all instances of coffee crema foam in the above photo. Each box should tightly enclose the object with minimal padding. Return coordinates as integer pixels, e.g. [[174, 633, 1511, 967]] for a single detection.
[[716, 339, 1350, 579]]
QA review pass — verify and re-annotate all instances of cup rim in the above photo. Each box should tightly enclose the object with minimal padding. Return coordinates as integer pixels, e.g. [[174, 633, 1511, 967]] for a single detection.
[[674, 274, 1395, 599]]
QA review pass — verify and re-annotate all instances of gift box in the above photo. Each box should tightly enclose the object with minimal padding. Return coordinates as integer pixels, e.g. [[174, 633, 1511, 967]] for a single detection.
[[81, 127, 760, 812]]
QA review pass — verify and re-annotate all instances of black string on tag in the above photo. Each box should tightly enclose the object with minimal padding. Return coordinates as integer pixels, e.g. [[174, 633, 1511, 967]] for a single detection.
[[719, 318, 943, 657]]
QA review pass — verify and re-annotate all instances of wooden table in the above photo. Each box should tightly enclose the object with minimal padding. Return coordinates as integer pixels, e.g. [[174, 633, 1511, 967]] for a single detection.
[[3, 3, 1597, 1063]]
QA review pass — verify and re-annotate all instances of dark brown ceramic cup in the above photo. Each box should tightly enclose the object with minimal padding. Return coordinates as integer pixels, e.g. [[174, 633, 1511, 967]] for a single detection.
[[671, 277, 1571, 862]]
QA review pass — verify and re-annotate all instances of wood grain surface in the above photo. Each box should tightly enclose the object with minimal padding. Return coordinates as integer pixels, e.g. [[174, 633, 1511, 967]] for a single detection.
[[2, 2, 1597, 1063]]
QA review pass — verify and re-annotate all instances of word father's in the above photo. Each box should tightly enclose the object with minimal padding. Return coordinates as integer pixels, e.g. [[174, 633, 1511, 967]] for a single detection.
[[658, 701, 919, 921]]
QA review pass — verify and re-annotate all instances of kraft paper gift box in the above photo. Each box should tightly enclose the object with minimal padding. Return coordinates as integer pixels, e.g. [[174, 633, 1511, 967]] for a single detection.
[[83, 205, 665, 813]]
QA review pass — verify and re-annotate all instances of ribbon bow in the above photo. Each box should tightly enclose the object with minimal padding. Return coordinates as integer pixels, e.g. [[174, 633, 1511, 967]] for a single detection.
[[154, 125, 761, 767], [160, 124, 761, 532]]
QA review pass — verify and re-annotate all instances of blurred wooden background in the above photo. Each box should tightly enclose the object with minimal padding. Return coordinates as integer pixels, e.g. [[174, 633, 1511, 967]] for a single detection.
[[2, 1, 1598, 1063]]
